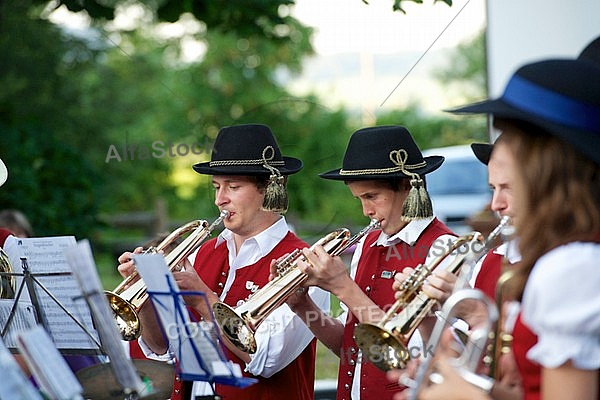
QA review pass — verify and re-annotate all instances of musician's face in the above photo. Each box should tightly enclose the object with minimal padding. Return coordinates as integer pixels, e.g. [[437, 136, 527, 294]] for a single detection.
[[488, 143, 519, 220], [212, 175, 273, 237], [347, 180, 409, 236]]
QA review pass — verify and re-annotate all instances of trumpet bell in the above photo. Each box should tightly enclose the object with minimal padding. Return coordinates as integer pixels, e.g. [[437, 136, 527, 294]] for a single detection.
[[105, 291, 141, 341], [212, 302, 257, 353], [353, 323, 409, 370]]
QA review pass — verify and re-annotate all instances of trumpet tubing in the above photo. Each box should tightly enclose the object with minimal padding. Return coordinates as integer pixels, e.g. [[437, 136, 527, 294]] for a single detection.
[[106, 210, 229, 341], [213, 219, 380, 353], [406, 288, 498, 400], [354, 232, 485, 371], [354, 216, 513, 372]]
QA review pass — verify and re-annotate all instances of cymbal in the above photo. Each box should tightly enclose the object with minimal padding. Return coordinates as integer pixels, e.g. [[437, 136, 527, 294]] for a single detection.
[[76, 358, 175, 400]]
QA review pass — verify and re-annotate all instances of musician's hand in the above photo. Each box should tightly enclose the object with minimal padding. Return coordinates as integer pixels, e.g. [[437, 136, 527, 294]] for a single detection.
[[117, 246, 144, 279], [297, 245, 351, 294], [387, 358, 421, 400], [497, 351, 522, 388], [172, 268, 212, 313], [393, 266, 416, 298], [421, 269, 456, 304], [416, 356, 492, 400]]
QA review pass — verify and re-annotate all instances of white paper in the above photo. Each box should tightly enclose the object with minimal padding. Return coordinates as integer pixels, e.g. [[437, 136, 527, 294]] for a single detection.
[[0, 299, 37, 348], [0, 335, 43, 400], [3, 236, 99, 351], [17, 325, 84, 400], [64, 240, 150, 397], [132, 254, 237, 380]]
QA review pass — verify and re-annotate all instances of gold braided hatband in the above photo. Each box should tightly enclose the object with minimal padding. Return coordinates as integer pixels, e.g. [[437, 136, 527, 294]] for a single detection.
[[209, 145, 285, 168], [340, 149, 426, 176]]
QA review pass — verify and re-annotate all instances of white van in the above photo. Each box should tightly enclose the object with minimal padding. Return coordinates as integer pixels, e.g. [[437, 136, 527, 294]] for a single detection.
[[422, 145, 491, 234]]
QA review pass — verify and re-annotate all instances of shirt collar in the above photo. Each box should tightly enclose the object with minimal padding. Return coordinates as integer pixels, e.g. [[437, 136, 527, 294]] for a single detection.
[[215, 216, 289, 263], [373, 216, 435, 247]]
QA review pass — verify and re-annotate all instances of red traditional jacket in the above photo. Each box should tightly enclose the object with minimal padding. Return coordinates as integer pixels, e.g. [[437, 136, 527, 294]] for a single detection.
[[474, 249, 504, 300], [170, 231, 317, 400], [336, 218, 454, 400]]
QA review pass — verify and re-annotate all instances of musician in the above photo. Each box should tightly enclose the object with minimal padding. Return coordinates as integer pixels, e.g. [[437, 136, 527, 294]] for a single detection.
[[118, 124, 329, 400], [279, 125, 457, 400], [412, 57, 600, 400]]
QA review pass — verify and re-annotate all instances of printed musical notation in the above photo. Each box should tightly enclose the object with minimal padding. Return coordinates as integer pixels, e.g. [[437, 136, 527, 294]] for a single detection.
[[2, 236, 100, 352]]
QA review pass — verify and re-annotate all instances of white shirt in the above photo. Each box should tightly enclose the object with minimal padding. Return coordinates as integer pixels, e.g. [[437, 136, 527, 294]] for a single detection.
[[522, 242, 600, 369], [343, 216, 456, 399], [139, 216, 330, 396]]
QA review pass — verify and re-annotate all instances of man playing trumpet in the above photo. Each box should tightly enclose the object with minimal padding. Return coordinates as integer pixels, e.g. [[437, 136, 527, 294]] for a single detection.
[[278, 126, 458, 400], [118, 124, 329, 400]]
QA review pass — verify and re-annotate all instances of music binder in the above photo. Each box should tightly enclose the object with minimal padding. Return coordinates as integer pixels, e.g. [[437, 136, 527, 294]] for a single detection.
[[132, 253, 257, 390]]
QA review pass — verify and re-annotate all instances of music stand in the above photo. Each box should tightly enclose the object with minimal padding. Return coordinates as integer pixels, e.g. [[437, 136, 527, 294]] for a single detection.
[[0, 256, 101, 351], [133, 254, 256, 398]]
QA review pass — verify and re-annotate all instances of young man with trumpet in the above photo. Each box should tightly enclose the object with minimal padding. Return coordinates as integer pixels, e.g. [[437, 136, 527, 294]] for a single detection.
[[402, 52, 600, 400], [278, 126, 458, 400], [117, 124, 329, 400]]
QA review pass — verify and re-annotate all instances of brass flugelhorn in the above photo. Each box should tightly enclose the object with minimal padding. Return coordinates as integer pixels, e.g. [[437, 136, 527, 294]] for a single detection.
[[106, 210, 229, 341], [354, 216, 512, 372], [0, 247, 15, 299], [212, 219, 381, 353], [406, 288, 499, 400]]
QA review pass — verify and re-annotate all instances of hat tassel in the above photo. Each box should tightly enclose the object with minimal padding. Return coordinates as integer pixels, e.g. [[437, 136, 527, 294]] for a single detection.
[[262, 174, 288, 213], [402, 176, 433, 221]]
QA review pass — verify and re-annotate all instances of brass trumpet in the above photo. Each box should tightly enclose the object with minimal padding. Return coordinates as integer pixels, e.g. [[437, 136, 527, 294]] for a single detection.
[[406, 288, 498, 400], [106, 210, 229, 341], [354, 216, 512, 372], [354, 232, 485, 371], [212, 219, 380, 353]]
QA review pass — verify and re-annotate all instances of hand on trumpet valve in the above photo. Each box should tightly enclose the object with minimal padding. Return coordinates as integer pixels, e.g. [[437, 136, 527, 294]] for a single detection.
[[298, 246, 351, 295], [117, 247, 145, 282], [392, 267, 457, 304], [172, 265, 211, 313]]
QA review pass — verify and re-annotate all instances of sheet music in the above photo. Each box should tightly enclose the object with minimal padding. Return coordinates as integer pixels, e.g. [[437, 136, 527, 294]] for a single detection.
[[64, 240, 150, 397], [0, 334, 43, 400], [3, 236, 99, 351], [17, 325, 84, 400], [0, 299, 37, 348], [132, 254, 237, 380]]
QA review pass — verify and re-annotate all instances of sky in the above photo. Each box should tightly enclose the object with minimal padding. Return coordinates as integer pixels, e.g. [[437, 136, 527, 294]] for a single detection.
[[292, 0, 485, 55], [287, 0, 486, 120]]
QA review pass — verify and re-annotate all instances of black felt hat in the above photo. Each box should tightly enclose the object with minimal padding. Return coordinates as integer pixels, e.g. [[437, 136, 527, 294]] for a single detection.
[[449, 59, 600, 166], [319, 125, 444, 181], [193, 124, 302, 176], [470, 143, 493, 165], [578, 35, 600, 66]]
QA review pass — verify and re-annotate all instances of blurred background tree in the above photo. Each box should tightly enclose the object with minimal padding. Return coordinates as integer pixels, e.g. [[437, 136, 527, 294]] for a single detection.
[[0, 0, 486, 287]]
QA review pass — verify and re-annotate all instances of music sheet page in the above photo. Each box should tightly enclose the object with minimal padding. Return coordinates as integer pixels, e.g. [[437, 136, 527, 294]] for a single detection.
[[2, 236, 100, 351]]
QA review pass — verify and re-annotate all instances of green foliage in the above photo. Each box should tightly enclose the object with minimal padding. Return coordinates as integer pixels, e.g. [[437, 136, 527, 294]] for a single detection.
[[362, 0, 452, 14]]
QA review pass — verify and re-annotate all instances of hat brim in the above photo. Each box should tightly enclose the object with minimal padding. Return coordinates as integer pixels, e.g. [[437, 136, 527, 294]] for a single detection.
[[449, 99, 600, 166], [319, 155, 444, 181], [470, 143, 493, 165], [0, 158, 7, 187], [193, 156, 303, 176]]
